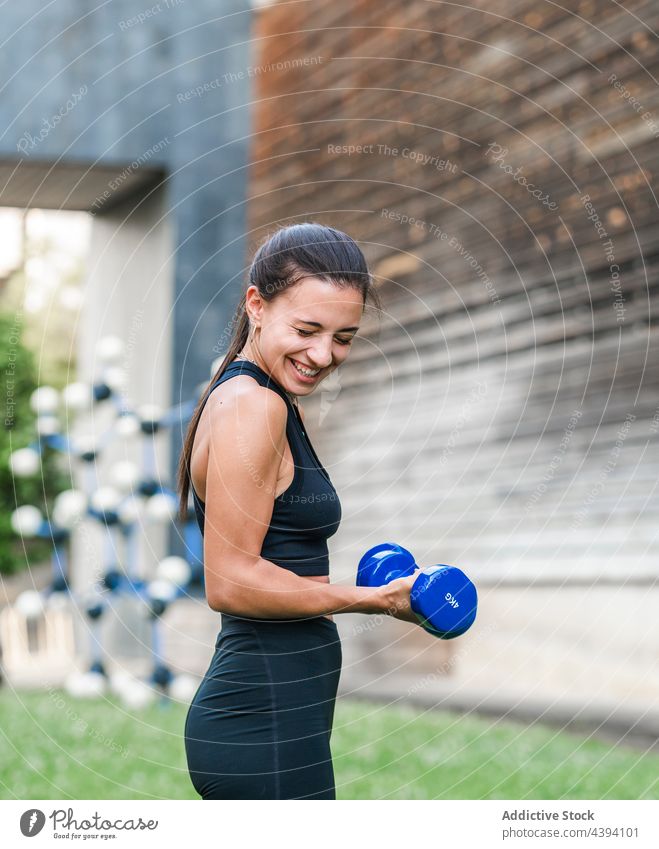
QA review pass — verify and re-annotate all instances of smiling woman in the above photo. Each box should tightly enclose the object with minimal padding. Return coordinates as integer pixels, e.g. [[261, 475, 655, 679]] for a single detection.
[[178, 223, 417, 800]]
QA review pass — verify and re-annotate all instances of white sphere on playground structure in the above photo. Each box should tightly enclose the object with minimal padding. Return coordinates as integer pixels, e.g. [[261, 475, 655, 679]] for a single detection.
[[145, 492, 177, 522], [62, 382, 92, 411], [46, 591, 70, 611], [96, 335, 124, 364], [64, 671, 106, 699], [11, 505, 43, 537], [78, 588, 105, 615], [115, 413, 140, 437], [59, 284, 83, 311], [110, 460, 140, 492], [157, 556, 191, 587], [9, 447, 41, 477], [108, 670, 134, 698], [72, 433, 97, 457], [169, 674, 198, 702], [119, 680, 155, 710], [104, 366, 127, 393], [137, 404, 162, 426], [53, 489, 88, 529], [36, 414, 60, 436], [147, 579, 178, 604], [30, 385, 59, 414], [15, 590, 44, 619], [90, 486, 122, 513], [117, 496, 141, 525]]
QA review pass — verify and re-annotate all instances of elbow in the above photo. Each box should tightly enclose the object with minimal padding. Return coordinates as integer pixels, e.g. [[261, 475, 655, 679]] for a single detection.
[[206, 580, 236, 613], [204, 571, 230, 612], [205, 567, 246, 614], [204, 558, 233, 612], [204, 555, 261, 615], [206, 592, 224, 613]]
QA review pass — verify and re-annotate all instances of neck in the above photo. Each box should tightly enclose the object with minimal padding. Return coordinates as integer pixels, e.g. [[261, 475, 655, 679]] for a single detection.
[[234, 351, 299, 407]]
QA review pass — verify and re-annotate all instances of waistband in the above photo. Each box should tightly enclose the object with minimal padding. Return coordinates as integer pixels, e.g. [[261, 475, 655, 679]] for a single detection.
[[219, 612, 338, 633]]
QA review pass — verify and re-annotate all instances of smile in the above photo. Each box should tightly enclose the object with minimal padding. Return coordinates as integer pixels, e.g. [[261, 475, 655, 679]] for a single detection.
[[288, 357, 321, 380]]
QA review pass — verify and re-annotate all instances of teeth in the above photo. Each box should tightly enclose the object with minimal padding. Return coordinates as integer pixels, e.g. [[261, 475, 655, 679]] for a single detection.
[[291, 359, 319, 377]]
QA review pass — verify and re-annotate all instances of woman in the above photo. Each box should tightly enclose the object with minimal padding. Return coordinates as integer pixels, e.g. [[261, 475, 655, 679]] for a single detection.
[[179, 223, 418, 800]]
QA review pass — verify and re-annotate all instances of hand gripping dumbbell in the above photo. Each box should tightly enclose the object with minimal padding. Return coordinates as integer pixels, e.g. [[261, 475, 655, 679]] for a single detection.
[[357, 542, 478, 639]]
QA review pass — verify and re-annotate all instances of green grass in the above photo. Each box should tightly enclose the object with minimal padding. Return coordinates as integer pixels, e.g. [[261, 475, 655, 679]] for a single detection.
[[0, 688, 656, 799], [333, 699, 659, 799]]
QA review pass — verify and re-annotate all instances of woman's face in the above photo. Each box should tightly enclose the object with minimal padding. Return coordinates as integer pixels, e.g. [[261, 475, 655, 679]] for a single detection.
[[246, 276, 364, 395]]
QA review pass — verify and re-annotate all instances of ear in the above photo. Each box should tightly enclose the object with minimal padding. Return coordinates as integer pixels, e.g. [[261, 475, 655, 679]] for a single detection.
[[245, 285, 264, 326]]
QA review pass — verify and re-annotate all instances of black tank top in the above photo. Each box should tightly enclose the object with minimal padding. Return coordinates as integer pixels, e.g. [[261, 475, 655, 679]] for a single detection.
[[191, 359, 341, 576]]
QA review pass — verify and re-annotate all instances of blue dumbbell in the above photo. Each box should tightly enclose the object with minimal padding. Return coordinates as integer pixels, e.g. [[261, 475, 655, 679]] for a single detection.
[[357, 542, 478, 639]]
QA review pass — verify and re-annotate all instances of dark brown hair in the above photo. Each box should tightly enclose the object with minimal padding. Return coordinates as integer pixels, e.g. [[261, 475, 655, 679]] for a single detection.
[[176, 222, 380, 521]]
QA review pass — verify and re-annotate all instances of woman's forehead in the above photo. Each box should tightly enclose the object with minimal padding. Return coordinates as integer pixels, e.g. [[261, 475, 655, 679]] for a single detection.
[[277, 277, 363, 313]]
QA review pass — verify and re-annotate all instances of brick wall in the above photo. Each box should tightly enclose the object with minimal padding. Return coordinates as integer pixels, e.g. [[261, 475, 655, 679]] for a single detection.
[[246, 1, 659, 590]]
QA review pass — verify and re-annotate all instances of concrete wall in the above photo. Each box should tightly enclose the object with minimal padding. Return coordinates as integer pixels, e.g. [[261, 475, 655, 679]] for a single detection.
[[0, 0, 253, 448], [244, 0, 659, 735], [0, 1, 255, 662]]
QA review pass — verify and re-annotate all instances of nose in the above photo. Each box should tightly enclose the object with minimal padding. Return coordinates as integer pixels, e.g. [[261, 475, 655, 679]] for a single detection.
[[306, 335, 334, 369]]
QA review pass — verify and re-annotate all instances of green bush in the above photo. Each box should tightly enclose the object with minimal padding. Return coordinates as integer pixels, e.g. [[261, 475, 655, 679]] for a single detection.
[[0, 309, 70, 575]]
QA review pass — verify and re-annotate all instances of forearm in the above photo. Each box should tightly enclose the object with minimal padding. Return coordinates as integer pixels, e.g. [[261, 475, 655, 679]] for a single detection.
[[208, 555, 385, 619]]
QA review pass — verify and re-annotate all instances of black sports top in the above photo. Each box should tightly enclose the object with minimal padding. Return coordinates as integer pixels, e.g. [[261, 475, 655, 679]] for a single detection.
[[191, 359, 341, 576]]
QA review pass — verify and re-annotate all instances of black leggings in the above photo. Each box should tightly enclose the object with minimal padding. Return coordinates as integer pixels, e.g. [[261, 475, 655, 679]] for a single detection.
[[184, 613, 342, 799]]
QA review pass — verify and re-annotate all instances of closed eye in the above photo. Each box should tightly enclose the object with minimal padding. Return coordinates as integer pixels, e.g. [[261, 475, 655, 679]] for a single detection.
[[296, 328, 353, 346]]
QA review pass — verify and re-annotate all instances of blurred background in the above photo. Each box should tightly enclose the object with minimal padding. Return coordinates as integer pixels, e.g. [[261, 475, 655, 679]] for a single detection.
[[0, 0, 657, 800]]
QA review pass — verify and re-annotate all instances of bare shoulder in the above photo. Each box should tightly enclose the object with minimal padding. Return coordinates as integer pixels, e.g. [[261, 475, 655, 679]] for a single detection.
[[205, 375, 288, 448]]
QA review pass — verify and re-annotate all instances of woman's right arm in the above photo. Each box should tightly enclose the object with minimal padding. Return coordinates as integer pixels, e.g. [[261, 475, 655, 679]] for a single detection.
[[201, 383, 396, 620]]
